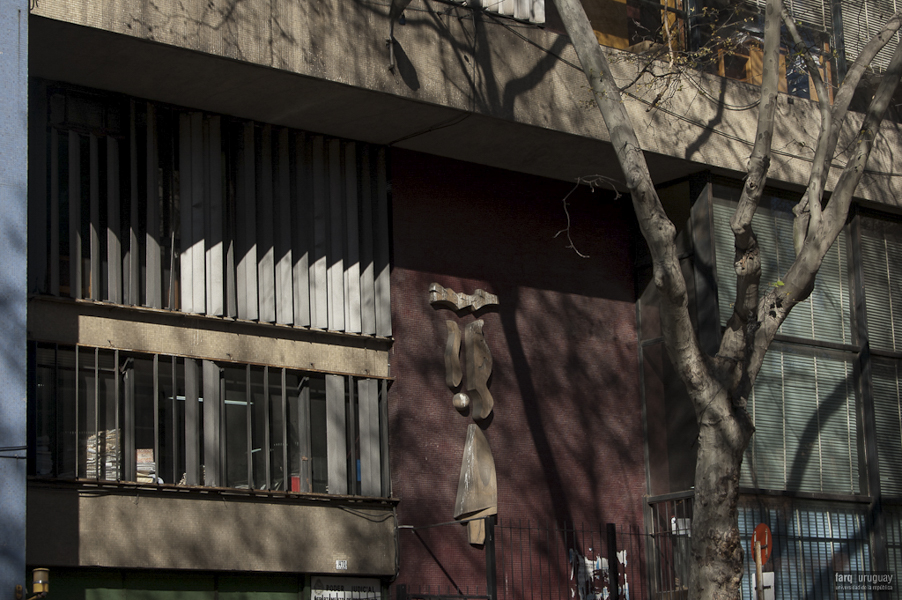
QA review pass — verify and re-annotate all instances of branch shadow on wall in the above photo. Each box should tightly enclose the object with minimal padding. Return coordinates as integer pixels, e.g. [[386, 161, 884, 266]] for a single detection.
[[391, 39, 421, 91], [388, 157, 646, 596]]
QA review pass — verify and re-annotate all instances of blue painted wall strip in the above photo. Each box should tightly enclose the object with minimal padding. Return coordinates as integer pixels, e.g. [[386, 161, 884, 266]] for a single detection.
[[0, 0, 28, 594]]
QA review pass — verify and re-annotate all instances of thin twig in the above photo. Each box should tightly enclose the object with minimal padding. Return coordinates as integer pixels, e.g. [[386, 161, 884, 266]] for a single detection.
[[554, 175, 622, 258]]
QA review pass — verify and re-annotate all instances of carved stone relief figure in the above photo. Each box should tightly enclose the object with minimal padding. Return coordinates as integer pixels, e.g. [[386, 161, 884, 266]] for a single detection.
[[430, 283, 499, 545]]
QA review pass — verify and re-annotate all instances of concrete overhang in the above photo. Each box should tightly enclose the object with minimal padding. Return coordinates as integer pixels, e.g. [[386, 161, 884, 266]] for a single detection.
[[28, 0, 902, 205], [27, 296, 393, 378]]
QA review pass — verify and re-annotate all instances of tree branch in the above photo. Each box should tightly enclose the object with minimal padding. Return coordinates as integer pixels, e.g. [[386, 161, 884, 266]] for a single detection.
[[717, 0, 782, 388], [551, 0, 711, 402], [748, 33, 902, 384], [792, 12, 902, 231], [783, 9, 830, 248]]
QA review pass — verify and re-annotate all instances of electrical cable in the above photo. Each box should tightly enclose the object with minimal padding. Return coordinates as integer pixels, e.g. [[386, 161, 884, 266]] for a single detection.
[[0, 445, 27, 460]]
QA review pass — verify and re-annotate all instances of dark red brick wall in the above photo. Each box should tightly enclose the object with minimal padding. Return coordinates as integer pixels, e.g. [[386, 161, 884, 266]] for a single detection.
[[388, 149, 647, 595]]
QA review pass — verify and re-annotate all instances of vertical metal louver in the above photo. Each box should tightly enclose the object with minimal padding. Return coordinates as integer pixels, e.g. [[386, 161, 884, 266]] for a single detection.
[[842, 0, 900, 72], [470, 0, 545, 24], [37, 93, 392, 338]]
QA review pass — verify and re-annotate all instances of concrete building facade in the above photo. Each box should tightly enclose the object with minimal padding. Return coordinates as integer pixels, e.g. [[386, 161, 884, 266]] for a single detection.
[[3, 0, 902, 598]]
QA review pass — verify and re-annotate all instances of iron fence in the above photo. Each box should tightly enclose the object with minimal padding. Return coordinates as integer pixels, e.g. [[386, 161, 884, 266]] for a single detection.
[[495, 518, 647, 600], [397, 517, 648, 600], [646, 493, 902, 600], [399, 497, 902, 600]]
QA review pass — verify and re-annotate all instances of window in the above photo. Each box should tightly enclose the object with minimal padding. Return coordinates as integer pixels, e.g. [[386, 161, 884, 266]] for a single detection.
[[860, 213, 902, 499], [841, 0, 901, 72], [711, 186, 861, 495], [738, 501, 872, 598], [712, 189, 851, 345], [691, 0, 900, 99], [740, 347, 860, 494], [31, 343, 389, 497], [31, 86, 391, 337]]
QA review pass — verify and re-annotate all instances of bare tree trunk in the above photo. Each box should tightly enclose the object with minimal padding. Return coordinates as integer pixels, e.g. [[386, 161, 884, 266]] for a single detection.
[[691, 386, 751, 599], [549, 0, 754, 597]]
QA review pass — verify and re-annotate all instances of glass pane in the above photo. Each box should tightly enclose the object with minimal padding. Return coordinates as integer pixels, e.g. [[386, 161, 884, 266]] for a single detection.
[[97, 350, 119, 481], [251, 366, 266, 490], [742, 349, 859, 494], [285, 371, 303, 492], [267, 367, 285, 491], [223, 365, 248, 489], [78, 347, 96, 479], [35, 345, 57, 477], [816, 359, 857, 493], [310, 377, 327, 494], [872, 360, 902, 495], [54, 346, 78, 479], [156, 356, 184, 485], [743, 351, 788, 490], [133, 355, 157, 483], [861, 215, 902, 351]]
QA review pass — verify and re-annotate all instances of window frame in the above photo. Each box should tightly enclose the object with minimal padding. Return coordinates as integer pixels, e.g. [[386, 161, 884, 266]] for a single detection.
[[29, 342, 391, 498]]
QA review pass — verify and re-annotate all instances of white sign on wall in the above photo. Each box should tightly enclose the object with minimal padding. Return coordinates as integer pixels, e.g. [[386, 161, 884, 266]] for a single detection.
[[311, 577, 382, 600], [751, 572, 775, 600]]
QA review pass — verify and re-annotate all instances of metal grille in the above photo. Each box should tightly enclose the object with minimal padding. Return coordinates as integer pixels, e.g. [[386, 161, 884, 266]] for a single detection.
[[647, 494, 884, 599], [31, 342, 390, 496]]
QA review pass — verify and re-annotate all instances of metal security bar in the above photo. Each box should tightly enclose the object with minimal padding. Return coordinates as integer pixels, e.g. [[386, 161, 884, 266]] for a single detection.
[[646, 493, 694, 599], [887, 505, 902, 600], [647, 494, 880, 599], [30, 342, 390, 497]]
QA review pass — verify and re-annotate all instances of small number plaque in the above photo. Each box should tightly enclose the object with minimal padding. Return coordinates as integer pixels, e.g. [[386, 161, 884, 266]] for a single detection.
[[335, 560, 348, 570]]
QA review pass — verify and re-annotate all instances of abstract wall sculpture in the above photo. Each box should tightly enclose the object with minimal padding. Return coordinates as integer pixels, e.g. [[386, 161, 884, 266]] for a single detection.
[[428, 283, 499, 313], [463, 321, 494, 421], [429, 283, 498, 545]]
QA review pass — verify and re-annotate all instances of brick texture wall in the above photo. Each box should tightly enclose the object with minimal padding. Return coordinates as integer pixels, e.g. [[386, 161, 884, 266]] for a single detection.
[[388, 149, 648, 596]]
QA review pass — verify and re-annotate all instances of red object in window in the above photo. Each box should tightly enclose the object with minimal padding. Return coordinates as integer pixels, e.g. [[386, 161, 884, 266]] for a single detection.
[[751, 523, 773, 565]]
